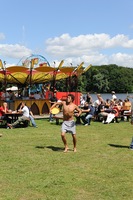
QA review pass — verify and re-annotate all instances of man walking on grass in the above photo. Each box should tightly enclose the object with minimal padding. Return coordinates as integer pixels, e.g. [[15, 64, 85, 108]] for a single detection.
[[50, 94, 82, 153]]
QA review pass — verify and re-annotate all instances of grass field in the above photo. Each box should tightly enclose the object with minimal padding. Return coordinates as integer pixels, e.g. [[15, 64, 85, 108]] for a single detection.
[[0, 119, 133, 200]]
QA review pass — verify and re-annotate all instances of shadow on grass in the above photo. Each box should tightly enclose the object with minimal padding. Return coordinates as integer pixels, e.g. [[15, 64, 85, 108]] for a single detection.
[[108, 144, 129, 149], [35, 145, 64, 151], [46, 146, 64, 151]]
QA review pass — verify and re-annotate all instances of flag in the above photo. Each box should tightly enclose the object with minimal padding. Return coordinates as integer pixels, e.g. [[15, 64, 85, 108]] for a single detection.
[[33, 58, 39, 65], [39, 62, 47, 67], [58, 60, 64, 70], [0, 59, 3, 68], [83, 64, 92, 73]]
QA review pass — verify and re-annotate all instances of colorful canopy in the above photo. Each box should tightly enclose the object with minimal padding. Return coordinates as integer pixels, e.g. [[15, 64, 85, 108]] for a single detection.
[[0, 55, 91, 87]]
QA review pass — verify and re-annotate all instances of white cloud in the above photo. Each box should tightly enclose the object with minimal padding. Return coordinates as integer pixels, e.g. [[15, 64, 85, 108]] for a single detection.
[[46, 33, 133, 67], [1, 33, 133, 68], [109, 53, 133, 67], [0, 44, 32, 59], [107, 34, 133, 48], [47, 33, 132, 53]]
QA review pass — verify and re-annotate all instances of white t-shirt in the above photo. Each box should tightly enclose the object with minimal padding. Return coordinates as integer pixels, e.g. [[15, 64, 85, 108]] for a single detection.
[[22, 106, 29, 117], [112, 94, 117, 100], [93, 99, 101, 107], [80, 99, 86, 107]]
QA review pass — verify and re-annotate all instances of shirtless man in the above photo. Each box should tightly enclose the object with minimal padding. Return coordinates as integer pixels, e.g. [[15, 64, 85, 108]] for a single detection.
[[50, 94, 82, 152]]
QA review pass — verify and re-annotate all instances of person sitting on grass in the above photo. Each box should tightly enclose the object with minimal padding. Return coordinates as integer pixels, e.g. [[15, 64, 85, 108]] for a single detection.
[[7, 102, 30, 129]]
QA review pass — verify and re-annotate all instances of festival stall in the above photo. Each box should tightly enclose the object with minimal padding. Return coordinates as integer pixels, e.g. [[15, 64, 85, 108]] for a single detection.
[[0, 55, 91, 115]]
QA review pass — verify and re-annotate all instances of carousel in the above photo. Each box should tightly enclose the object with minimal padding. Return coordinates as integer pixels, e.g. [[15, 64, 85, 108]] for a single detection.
[[0, 55, 91, 115]]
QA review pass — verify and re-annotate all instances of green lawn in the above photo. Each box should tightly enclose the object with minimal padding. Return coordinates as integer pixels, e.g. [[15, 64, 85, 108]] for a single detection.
[[0, 119, 133, 200]]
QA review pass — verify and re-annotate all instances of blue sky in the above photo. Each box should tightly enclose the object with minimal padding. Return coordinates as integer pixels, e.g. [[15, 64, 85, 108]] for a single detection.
[[0, 0, 133, 68]]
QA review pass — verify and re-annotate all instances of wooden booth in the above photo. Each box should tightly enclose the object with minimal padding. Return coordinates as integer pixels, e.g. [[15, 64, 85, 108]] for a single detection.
[[0, 99, 51, 115], [0, 92, 81, 116]]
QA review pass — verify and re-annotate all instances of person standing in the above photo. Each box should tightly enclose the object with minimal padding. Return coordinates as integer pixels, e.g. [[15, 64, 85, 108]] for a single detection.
[[8, 90, 15, 101], [50, 94, 82, 152], [86, 92, 93, 104], [80, 96, 86, 107], [111, 91, 117, 100], [1, 91, 10, 101]]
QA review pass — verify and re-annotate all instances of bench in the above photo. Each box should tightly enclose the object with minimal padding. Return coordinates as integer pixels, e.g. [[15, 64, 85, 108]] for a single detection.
[[116, 112, 131, 122], [0, 119, 6, 126], [53, 114, 95, 125]]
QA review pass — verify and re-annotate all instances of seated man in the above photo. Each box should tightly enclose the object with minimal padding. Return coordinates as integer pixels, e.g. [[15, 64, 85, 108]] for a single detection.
[[80, 102, 95, 126], [0, 102, 12, 127], [97, 100, 111, 122], [121, 98, 131, 121], [7, 102, 30, 129], [103, 101, 121, 124]]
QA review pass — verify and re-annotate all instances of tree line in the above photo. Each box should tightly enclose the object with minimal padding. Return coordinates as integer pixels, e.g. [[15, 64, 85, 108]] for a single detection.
[[55, 64, 133, 93]]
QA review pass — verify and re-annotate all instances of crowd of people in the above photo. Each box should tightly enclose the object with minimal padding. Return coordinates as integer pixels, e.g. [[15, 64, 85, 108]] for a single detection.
[[0, 90, 45, 101], [79, 91, 132, 125], [48, 91, 132, 127], [47, 91, 132, 152], [0, 83, 51, 102]]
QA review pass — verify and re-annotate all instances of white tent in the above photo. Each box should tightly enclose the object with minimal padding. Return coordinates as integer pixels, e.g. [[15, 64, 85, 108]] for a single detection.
[[6, 86, 18, 91]]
